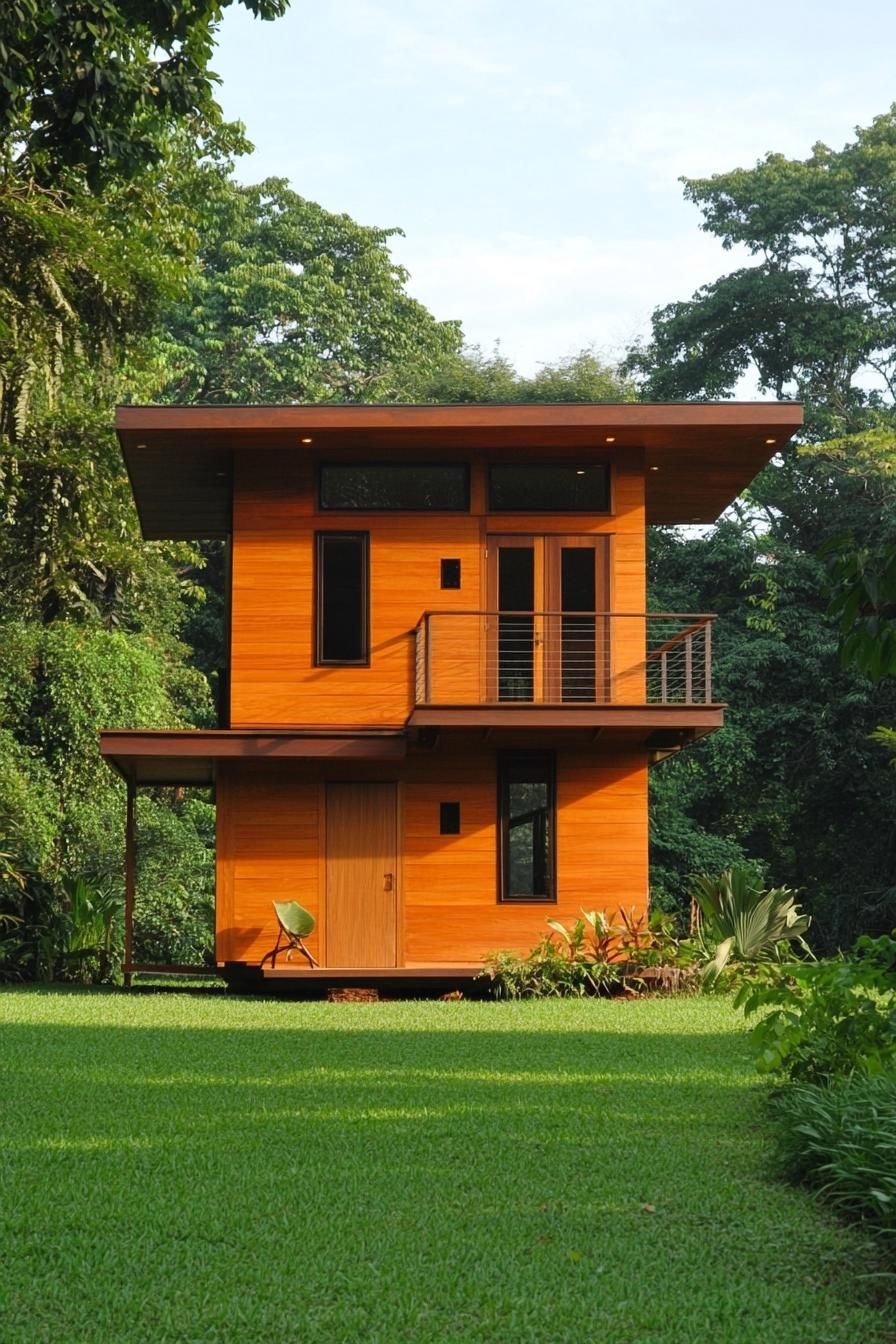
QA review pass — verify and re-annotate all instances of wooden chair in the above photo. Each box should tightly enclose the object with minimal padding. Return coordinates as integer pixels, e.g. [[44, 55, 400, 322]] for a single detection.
[[259, 900, 319, 969]]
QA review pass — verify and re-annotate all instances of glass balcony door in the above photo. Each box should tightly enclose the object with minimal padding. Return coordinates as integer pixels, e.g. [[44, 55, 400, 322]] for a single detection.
[[486, 536, 609, 703]]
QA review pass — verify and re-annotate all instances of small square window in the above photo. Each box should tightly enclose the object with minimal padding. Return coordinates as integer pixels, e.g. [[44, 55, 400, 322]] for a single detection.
[[440, 558, 461, 589], [440, 802, 461, 835]]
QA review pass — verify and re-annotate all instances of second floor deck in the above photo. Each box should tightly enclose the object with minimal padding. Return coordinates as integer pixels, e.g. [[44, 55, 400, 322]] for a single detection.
[[414, 610, 715, 709]]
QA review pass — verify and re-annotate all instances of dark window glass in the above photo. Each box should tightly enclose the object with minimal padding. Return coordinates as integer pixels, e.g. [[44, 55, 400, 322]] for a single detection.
[[316, 533, 368, 664], [488, 465, 610, 512], [440, 802, 461, 835], [440, 558, 461, 589], [498, 547, 534, 701], [561, 547, 596, 701], [499, 753, 555, 902], [320, 464, 469, 511]]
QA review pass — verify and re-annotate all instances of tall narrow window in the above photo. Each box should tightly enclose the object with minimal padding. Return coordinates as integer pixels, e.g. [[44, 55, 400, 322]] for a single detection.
[[498, 752, 556, 902], [316, 532, 369, 665]]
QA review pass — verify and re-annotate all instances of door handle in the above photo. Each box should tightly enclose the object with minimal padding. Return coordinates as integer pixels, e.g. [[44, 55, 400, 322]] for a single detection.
[[384, 873, 394, 892]]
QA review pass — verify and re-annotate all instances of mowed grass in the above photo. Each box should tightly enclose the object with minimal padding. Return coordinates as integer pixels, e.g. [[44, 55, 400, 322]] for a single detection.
[[1, 991, 892, 1344]]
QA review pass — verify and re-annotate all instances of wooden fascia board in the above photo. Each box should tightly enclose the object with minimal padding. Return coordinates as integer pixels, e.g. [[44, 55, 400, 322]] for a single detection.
[[115, 401, 802, 435], [406, 705, 725, 730], [99, 730, 408, 782]]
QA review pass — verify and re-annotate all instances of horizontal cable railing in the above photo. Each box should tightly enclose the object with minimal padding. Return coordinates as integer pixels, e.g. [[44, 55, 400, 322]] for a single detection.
[[414, 612, 715, 706]]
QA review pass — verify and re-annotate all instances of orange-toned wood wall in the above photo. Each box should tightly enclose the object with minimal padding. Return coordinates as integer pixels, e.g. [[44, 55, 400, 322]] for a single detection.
[[229, 451, 647, 727], [215, 746, 648, 966]]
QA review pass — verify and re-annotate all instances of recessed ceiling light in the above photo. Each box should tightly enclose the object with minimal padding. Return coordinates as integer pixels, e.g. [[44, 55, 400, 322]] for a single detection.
[[605, 436, 616, 443], [301, 436, 313, 444], [576, 469, 586, 476], [765, 437, 776, 445], [649, 465, 659, 472]]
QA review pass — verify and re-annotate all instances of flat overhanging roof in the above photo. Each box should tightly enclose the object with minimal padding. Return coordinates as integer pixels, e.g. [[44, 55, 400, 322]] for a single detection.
[[100, 729, 407, 785], [116, 401, 803, 537]]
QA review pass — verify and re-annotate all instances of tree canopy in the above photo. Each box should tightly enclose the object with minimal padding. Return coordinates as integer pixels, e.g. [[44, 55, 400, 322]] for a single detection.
[[628, 108, 896, 947], [626, 108, 896, 437], [0, 0, 287, 183], [156, 176, 462, 404]]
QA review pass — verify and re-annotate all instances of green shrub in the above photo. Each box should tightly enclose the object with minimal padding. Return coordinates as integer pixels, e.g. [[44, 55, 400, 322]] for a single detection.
[[482, 909, 700, 999], [771, 1073, 896, 1248], [736, 934, 896, 1082], [691, 865, 812, 987], [54, 875, 123, 983], [133, 794, 215, 966], [483, 938, 620, 999]]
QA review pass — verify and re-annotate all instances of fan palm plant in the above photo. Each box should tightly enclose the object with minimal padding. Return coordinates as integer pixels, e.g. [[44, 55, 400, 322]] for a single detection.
[[690, 866, 812, 987]]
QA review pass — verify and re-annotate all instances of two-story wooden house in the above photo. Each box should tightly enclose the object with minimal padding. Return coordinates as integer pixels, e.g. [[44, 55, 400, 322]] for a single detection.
[[101, 402, 801, 987]]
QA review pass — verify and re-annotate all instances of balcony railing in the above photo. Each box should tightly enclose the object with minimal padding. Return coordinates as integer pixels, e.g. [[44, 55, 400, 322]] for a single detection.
[[414, 612, 715, 707]]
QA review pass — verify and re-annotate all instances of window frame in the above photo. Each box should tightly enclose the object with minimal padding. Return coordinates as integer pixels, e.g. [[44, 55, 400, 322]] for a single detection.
[[318, 461, 471, 512], [497, 750, 557, 904], [487, 462, 612, 514], [315, 530, 370, 667]]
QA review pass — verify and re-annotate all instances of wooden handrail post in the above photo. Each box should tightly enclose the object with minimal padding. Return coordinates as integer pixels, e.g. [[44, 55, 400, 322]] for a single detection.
[[124, 778, 135, 988], [684, 633, 693, 704], [704, 619, 712, 703], [424, 613, 432, 705]]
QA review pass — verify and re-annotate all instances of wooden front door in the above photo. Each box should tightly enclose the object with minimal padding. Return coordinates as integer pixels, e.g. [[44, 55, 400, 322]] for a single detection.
[[325, 782, 398, 967], [486, 536, 609, 702]]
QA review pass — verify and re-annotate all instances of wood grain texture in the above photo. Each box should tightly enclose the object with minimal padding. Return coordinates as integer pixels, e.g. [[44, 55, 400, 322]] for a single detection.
[[229, 456, 646, 729], [325, 782, 398, 967], [215, 749, 648, 967], [215, 764, 321, 965]]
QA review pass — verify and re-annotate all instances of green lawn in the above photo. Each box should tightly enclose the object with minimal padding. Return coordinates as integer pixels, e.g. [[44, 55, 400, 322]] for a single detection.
[[1, 990, 892, 1344]]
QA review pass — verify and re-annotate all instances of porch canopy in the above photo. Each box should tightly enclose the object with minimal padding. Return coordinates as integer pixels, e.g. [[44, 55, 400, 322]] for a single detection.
[[116, 401, 804, 539], [100, 728, 408, 786]]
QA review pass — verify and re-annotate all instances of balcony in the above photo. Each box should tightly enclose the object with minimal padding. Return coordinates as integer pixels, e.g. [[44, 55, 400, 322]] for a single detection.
[[410, 611, 721, 745]]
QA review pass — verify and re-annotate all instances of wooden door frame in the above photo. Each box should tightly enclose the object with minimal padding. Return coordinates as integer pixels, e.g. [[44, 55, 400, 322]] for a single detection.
[[485, 534, 609, 704], [544, 535, 610, 703], [486, 534, 544, 702]]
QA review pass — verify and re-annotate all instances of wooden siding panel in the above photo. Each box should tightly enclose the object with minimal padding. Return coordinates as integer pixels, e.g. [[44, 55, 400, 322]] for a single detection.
[[217, 750, 648, 968], [216, 765, 321, 964], [402, 748, 648, 963], [230, 456, 647, 728]]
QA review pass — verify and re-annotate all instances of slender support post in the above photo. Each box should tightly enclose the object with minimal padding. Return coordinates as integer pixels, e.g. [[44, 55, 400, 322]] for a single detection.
[[660, 651, 668, 703], [684, 634, 693, 704], [124, 778, 136, 989], [703, 619, 712, 704]]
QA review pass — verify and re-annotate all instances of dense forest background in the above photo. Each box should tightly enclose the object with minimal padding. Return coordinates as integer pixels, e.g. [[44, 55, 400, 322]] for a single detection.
[[1, 3, 895, 977]]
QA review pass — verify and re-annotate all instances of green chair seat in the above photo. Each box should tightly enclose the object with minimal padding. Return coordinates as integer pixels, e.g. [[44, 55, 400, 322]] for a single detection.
[[260, 901, 318, 969]]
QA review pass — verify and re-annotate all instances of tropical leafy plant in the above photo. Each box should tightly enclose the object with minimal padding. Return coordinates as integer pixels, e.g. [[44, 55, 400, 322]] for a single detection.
[[612, 909, 700, 994], [482, 937, 620, 999], [735, 934, 896, 1082], [54, 876, 123, 983], [691, 866, 812, 987], [771, 1073, 896, 1249], [0, 908, 25, 981], [483, 908, 700, 999]]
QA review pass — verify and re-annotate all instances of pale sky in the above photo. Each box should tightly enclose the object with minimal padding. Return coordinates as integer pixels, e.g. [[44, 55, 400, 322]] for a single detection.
[[214, 0, 896, 376]]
